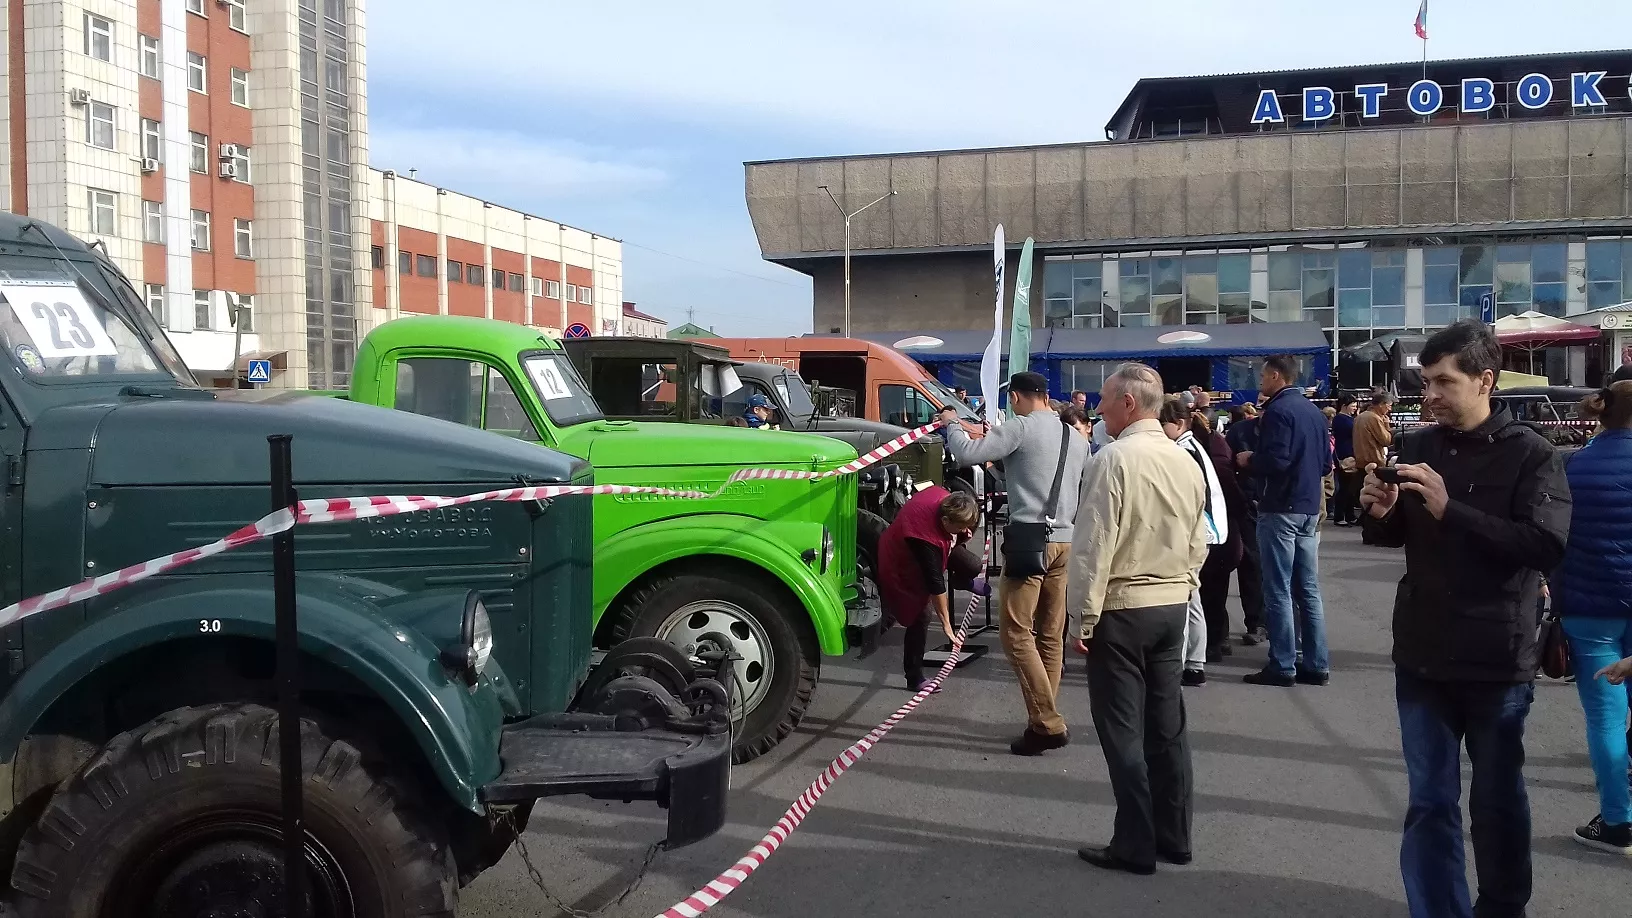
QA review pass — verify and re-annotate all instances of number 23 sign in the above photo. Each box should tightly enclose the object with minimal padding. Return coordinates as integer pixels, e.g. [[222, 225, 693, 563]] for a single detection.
[[1, 284, 118, 358]]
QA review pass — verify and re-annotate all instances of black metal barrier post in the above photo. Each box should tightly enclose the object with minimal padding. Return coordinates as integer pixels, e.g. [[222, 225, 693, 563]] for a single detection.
[[269, 434, 305, 916]]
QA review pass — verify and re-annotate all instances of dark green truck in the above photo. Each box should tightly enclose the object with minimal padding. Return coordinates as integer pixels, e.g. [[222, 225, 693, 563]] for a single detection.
[[0, 216, 730, 917]]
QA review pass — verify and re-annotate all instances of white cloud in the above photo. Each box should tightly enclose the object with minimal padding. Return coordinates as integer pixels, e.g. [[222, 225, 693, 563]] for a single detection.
[[367, 125, 668, 200]]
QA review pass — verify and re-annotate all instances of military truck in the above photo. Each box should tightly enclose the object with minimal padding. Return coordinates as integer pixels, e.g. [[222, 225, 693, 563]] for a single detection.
[[0, 216, 731, 916], [338, 316, 876, 763]]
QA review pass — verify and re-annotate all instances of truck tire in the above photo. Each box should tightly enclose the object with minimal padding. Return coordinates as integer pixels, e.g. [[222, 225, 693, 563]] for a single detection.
[[613, 569, 816, 764], [8, 704, 456, 918]]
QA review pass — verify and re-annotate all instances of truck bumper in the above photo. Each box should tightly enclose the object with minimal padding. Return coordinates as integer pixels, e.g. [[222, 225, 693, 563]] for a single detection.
[[479, 650, 733, 849], [844, 575, 882, 655]]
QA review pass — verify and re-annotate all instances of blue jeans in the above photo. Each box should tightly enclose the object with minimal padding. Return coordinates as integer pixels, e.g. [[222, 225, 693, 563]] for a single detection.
[[1562, 617, 1632, 825], [1257, 512, 1328, 676], [1396, 671, 1533, 918]]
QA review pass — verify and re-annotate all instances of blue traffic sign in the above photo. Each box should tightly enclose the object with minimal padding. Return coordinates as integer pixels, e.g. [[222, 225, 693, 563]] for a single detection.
[[246, 359, 272, 385], [1479, 291, 1495, 324], [564, 323, 591, 339]]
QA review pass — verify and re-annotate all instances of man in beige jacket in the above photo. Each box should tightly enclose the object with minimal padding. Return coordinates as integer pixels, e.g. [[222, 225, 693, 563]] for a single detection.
[[1069, 362, 1209, 876]]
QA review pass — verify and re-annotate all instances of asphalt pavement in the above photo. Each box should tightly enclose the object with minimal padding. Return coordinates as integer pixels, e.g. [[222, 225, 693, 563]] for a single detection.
[[459, 524, 1629, 917]]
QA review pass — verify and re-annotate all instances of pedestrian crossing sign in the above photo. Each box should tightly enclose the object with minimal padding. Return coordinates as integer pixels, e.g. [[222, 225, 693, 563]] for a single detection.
[[246, 359, 272, 385]]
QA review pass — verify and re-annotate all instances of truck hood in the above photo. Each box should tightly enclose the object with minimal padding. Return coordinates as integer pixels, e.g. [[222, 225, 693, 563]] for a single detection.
[[806, 417, 912, 442], [553, 421, 857, 471], [33, 389, 586, 486]]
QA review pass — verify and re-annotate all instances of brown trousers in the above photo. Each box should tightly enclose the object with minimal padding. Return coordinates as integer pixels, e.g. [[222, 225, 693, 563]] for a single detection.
[[1000, 542, 1071, 735]]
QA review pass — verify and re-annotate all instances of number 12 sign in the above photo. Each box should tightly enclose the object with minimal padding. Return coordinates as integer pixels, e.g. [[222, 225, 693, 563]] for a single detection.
[[1, 284, 118, 358]]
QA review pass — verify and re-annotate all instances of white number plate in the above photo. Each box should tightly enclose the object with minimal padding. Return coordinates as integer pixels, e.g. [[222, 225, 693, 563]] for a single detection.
[[528, 358, 573, 401], [2, 283, 118, 358]]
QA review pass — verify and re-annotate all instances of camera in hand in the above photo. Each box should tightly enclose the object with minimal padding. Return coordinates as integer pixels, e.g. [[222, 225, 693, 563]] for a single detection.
[[1373, 465, 1405, 485]]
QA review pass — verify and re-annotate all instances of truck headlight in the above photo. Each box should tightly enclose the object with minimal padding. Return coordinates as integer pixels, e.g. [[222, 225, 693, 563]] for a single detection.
[[821, 526, 835, 574], [442, 591, 493, 687]]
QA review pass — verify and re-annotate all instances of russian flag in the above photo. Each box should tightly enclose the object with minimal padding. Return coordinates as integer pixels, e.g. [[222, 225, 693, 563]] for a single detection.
[[1414, 0, 1428, 39]]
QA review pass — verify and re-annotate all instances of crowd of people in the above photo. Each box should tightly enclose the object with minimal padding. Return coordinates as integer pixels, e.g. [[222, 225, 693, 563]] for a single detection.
[[875, 320, 1632, 913]]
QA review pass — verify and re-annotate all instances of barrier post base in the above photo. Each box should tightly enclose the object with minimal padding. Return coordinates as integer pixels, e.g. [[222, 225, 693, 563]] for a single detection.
[[923, 642, 989, 668]]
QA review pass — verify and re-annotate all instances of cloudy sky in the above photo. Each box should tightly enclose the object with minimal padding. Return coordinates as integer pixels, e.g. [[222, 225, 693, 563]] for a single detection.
[[367, 0, 1631, 336]]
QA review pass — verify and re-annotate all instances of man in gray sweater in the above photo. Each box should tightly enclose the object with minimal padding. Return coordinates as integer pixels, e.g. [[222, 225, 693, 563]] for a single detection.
[[948, 372, 1090, 755]]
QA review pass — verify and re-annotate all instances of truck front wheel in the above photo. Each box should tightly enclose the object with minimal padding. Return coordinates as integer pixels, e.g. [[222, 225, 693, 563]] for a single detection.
[[614, 569, 817, 764], [8, 703, 456, 918]]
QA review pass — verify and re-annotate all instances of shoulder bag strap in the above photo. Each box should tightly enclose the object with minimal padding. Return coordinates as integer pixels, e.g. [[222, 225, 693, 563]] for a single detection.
[[1045, 422, 1071, 525]]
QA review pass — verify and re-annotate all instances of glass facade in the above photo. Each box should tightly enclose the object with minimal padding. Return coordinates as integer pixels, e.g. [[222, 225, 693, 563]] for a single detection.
[[299, 0, 355, 389], [1043, 234, 1630, 388]]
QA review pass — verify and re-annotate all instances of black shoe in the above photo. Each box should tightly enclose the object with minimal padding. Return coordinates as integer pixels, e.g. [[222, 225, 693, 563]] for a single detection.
[[1010, 727, 1069, 756], [907, 679, 942, 695], [1573, 815, 1632, 855], [1182, 668, 1207, 687], [1295, 669, 1330, 686], [1241, 628, 1267, 646], [1077, 845, 1156, 876], [1158, 849, 1193, 866], [1244, 669, 1296, 687], [1206, 644, 1233, 663]]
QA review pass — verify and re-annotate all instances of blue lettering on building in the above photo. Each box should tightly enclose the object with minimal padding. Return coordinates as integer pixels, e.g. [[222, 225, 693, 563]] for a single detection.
[[1461, 78, 1495, 114], [1516, 72, 1553, 109], [1572, 71, 1607, 107], [1302, 86, 1336, 121], [1354, 83, 1389, 118], [1408, 79, 1444, 116], [1250, 89, 1285, 125]]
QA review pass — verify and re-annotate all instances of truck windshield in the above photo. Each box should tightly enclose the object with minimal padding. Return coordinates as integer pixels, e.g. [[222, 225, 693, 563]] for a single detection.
[[0, 261, 187, 384], [922, 377, 980, 421], [520, 352, 603, 427], [775, 370, 816, 420]]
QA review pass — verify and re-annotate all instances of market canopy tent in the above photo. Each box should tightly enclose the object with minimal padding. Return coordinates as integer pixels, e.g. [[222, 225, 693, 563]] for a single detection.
[[1492, 311, 1600, 347], [1344, 330, 1426, 363]]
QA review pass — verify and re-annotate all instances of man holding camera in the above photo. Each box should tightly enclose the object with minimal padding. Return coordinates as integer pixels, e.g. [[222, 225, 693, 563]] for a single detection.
[[1360, 320, 1570, 918]]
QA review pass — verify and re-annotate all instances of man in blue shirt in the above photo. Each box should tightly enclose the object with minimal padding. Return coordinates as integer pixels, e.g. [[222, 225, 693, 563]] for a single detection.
[[1236, 355, 1333, 687]]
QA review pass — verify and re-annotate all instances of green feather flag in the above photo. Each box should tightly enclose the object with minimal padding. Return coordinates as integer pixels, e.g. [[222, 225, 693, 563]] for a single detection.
[[1005, 237, 1035, 417]]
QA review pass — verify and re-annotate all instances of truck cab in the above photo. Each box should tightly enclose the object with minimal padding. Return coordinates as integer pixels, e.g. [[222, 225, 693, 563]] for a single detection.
[[0, 216, 730, 917], [346, 316, 873, 762]]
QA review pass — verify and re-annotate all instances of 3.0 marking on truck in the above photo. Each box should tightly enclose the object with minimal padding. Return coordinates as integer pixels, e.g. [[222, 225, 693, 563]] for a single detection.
[[199, 619, 222, 633]]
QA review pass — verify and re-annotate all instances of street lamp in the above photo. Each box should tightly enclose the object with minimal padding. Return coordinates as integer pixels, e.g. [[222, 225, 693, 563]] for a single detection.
[[818, 185, 895, 338]]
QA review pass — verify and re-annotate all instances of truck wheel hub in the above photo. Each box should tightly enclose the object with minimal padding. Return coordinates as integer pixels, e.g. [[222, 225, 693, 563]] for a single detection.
[[117, 812, 352, 918], [657, 601, 770, 719]]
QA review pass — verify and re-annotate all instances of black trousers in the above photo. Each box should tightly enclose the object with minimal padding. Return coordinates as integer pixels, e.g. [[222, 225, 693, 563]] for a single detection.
[[1087, 603, 1193, 866], [903, 611, 928, 686], [1199, 543, 1239, 652], [1236, 513, 1264, 634], [1335, 469, 1363, 524]]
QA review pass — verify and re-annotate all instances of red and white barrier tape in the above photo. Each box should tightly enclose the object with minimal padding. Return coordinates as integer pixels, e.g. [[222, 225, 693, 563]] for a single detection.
[[652, 539, 993, 918], [0, 422, 944, 629]]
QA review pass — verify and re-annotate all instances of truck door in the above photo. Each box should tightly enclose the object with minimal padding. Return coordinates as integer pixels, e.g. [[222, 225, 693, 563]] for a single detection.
[[0, 389, 25, 694]]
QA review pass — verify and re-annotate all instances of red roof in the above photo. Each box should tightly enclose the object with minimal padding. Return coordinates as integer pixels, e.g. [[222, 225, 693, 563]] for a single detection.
[[621, 302, 665, 323]]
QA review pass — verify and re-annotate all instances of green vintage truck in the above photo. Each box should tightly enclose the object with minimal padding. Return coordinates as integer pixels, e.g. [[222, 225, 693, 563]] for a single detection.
[[0, 216, 732, 916], [339, 316, 876, 762]]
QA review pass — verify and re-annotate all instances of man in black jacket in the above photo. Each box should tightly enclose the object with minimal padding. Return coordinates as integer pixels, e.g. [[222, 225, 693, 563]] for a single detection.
[[1360, 320, 1570, 918]]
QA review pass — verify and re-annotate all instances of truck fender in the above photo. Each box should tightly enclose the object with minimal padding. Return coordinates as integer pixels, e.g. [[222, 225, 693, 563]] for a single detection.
[[0, 580, 504, 814], [594, 515, 848, 656]]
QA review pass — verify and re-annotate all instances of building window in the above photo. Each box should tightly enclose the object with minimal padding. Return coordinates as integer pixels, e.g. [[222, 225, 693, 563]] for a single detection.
[[491, 269, 505, 289], [234, 219, 253, 258], [195, 290, 213, 330], [507, 273, 524, 293], [185, 0, 204, 16], [86, 101, 115, 150], [84, 14, 112, 61], [544, 279, 560, 299], [225, 0, 246, 32], [531, 277, 542, 296], [447, 260, 463, 282], [466, 264, 484, 286], [187, 52, 206, 93], [416, 255, 435, 278], [145, 283, 166, 327], [232, 295, 253, 332], [139, 34, 161, 78], [87, 188, 116, 235], [1586, 238, 1632, 309], [578, 285, 592, 305], [141, 119, 162, 162], [565, 284, 578, 303], [398, 250, 412, 275], [190, 132, 208, 173], [143, 200, 164, 243], [190, 209, 211, 251], [370, 246, 384, 270], [230, 68, 249, 107]]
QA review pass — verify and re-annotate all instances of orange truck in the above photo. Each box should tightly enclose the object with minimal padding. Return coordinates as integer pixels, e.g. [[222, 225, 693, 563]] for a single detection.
[[701, 336, 977, 429]]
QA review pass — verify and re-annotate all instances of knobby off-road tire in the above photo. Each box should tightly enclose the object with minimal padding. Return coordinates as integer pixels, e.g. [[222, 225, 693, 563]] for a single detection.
[[612, 567, 818, 764], [8, 703, 457, 918], [856, 509, 888, 581]]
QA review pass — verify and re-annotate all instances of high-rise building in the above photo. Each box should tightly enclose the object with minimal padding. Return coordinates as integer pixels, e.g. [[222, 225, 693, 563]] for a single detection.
[[0, 0, 625, 390]]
